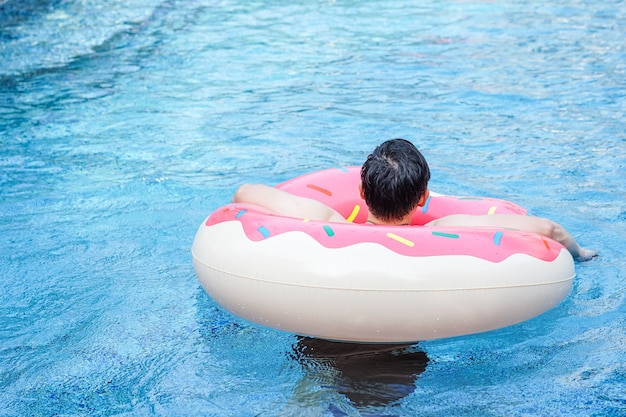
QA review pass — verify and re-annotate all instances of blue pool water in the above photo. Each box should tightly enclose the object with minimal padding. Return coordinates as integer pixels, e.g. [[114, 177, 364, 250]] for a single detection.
[[1, 0, 625, 415]]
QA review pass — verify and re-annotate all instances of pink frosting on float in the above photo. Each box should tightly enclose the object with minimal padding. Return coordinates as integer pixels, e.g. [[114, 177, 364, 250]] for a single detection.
[[204, 167, 563, 263]]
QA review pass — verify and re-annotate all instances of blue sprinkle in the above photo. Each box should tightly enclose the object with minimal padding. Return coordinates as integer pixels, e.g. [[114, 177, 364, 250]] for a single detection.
[[494, 231, 503, 246], [421, 196, 431, 213], [257, 226, 270, 238], [236, 209, 247, 219]]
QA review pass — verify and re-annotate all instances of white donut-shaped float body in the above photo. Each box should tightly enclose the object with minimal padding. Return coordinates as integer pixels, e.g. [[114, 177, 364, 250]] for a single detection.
[[192, 167, 575, 343]]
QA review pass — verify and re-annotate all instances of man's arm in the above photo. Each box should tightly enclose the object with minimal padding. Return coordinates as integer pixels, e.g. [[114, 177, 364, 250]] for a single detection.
[[232, 184, 346, 223], [427, 214, 597, 261]]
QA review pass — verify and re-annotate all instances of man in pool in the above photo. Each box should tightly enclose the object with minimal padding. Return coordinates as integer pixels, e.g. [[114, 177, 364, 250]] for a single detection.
[[233, 138, 597, 261]]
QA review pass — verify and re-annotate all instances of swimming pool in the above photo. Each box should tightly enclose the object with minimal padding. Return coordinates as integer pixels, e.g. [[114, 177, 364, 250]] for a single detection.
[[1, 0, 624, 415]]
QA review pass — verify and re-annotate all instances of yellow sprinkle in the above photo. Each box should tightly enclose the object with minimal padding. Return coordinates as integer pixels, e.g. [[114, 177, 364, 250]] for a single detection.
[[303, 219, 310, 222], [346, 204, 360, 222], [488, 206, 497, 215], [386, 232, 414, 247]]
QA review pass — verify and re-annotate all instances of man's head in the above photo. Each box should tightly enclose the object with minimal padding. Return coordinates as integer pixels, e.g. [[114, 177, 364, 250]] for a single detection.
[[360, 139, 431, 223]]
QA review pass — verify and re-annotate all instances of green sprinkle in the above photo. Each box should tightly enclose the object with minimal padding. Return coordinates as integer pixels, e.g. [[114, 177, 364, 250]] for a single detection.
[[323, 225, 335, 237], [432, 231, 459, 239]]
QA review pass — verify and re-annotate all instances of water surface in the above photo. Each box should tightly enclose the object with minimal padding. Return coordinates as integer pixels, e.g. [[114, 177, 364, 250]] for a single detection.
[[1, 0, 625, 415]]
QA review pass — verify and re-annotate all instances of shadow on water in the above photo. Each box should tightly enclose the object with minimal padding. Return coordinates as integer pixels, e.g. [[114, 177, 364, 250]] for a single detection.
[[290, 337, 429, 415]]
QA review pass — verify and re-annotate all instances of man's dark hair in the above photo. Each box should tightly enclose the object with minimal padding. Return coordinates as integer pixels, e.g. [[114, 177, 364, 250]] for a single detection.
[[360, 139, 431, 222]]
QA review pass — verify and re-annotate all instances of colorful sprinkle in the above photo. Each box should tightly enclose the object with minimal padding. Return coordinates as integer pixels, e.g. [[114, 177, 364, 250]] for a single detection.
[[386, 232, 415, 247], [541, 237, 551, 251], [346, 205, 361, 222], [306, 184, 332, 196], [323, 225, 335, 237], [432, 231, 459, 239], [421, 196, 431, 213], [257, 226, 270, 238], [236, 209, 247, 219], [493, 231, 503, 246], [488, 206, 497, 215]]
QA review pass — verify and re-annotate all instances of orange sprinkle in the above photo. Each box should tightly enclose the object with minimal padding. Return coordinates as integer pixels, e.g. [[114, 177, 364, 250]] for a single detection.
[[306, 184, 332, 196]]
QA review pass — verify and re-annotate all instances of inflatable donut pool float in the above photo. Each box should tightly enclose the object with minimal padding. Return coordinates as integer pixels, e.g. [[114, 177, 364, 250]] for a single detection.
[[192, 167, 575, 343]]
